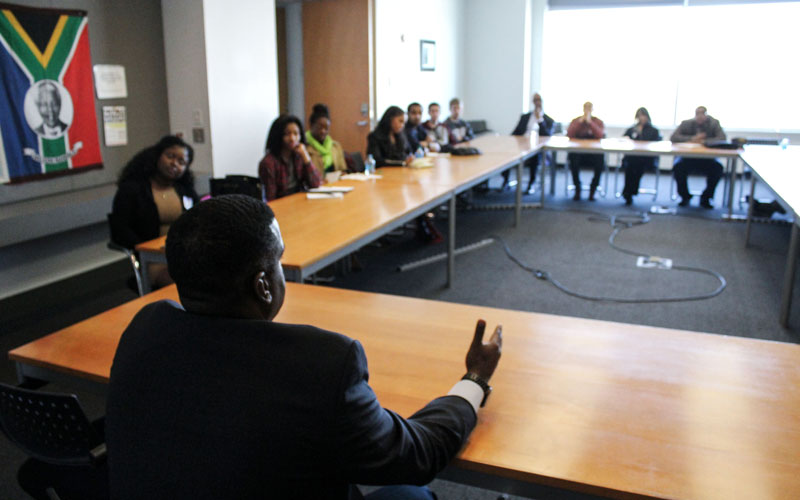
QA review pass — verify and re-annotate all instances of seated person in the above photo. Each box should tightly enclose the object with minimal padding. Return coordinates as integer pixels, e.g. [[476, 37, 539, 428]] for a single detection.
[[422, 102, 449, 150], [258, 114, 321, 201], [566, 101, 605, 201], [111, 135, 199, 289], [306, 103, 348, 178], [106, 194, 503, 500], [443, 97, 474, 145], [503, 92, 556, 192], [405, 102, 440, 153], [670, 106, 726, 209], [367, 106, 413, 167], [621, 107, 662, 206]]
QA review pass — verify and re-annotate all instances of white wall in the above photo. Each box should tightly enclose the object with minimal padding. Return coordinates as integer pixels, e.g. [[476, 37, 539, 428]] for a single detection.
[[463, 0, 530, 134], [529, 0, 547, 98], [374, 0, 464, 118], [203, 0, 279, 177], [162, 0, 212, 174]]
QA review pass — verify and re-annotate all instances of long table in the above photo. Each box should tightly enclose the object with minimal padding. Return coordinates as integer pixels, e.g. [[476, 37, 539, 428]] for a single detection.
[[136, 136, 541, 292], [539, 136, 743, 216], [9, 283, 800, 499], [741, 145, 800, 326]]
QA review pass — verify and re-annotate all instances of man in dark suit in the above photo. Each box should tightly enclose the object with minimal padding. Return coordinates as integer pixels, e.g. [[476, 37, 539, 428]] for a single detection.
[[33, 81, 68, 138], [502, 92, 556, 192], [106, 194, 502, 500]]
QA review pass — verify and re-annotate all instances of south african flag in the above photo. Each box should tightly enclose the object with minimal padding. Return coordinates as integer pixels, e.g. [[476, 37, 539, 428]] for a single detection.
[[0, 2, 102, 184]]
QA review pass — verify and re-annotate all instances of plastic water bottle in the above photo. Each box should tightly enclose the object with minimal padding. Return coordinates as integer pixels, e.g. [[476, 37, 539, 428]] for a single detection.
[[415, 147, 424, 159], [780, 138, 789, 150], [365, 154, 376, 175]]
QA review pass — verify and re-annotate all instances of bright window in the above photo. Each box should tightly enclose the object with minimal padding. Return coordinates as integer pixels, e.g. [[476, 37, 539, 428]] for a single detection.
[[541, 3, 800, 132]]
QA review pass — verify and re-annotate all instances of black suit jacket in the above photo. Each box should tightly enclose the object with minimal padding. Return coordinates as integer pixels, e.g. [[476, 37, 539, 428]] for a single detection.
[[512, 112, 554, 137], [106, 301, 477, 500]]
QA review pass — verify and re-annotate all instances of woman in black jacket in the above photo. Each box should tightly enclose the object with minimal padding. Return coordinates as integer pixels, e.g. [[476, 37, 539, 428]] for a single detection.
[[110, 135, 199, 288], [366, 106, 413, 167], [621, 107, 661, 205]]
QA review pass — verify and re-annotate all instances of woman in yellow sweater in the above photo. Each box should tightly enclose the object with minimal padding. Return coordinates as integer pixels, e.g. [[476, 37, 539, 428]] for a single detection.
[[305, 103, 348, 178]]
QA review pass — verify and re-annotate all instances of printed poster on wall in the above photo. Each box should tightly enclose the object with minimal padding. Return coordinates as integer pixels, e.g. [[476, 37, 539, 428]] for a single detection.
[[0, 2, 103, 184], [102, 105, 127, 146]]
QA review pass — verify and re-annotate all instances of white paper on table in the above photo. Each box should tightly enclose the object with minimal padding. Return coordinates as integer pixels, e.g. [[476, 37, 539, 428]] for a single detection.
[[93, 65, 128, 99], [308, 186, 354, 193], [409, 158, 434, 169], [306, 192, 344, 200], [340, 173, 382, 181]]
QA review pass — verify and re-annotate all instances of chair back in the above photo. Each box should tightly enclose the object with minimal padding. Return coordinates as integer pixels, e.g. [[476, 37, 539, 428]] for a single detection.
[[0, 383, 105, 466], [106, 213, 145, 296], [348, 151, 365, 172], [209, 175, 265, 201], [467, 120, 490, 135]]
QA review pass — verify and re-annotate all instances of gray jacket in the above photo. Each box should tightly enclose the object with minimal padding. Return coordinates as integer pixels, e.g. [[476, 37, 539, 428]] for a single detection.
[[670, 116, 726, 143]]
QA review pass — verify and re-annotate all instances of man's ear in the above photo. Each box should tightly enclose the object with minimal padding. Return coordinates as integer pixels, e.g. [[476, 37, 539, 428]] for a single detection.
[[253, 271, 272, 305]]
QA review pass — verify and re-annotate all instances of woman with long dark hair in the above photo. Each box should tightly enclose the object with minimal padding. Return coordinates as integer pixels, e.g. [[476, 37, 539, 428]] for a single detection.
[[259, 114, 321, 201], [366, 106, 413, 167], [111, 135, 199, 289], [111, 135, 198, 248], [621, 107, 661, 205]]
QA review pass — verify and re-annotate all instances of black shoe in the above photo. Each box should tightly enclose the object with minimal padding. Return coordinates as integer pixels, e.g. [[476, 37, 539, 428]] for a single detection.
[[700, 197, 713, 209], [573, 190, 581, 201], [623, 194, 633, 206], [678, 196, 691, 207]]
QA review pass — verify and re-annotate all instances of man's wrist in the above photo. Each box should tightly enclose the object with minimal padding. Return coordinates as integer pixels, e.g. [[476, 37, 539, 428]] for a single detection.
[[462, 372, 492, 407]]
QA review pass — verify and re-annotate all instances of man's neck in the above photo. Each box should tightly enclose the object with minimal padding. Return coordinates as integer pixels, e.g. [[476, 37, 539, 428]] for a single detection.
[[180, 293, 267, 320]]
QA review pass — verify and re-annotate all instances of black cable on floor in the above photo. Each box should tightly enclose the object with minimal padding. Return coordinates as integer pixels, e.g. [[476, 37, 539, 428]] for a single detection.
[[491, 208, 727, 303]]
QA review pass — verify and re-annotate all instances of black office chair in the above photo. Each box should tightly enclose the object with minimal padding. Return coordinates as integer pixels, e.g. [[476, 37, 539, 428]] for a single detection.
[[466, 120, 491, 136], [348, 151, 365, 173], [0, 383, 108, 500], [106, 214, 144, 297], [209, 175, 265, 201]]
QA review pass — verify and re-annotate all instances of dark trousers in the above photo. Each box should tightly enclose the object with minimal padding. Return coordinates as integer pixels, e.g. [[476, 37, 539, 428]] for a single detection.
[[501, 153, 545, 189], [568, 153, 604, 191], [673, 157, 723, 200], [622, 156, 657, 198]]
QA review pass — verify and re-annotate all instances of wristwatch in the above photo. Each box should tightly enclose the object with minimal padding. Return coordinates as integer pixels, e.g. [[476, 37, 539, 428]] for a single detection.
[[462, 372, 492, 407]]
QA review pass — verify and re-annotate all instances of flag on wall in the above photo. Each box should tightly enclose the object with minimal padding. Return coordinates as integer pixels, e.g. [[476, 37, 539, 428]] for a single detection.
[[0, 2, 102, 184]]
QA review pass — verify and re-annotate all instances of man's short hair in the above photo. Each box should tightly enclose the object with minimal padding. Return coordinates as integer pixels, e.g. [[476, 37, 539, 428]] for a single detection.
[[428, 102, 440, 110], [449, 98, 461, 108], [166, 195, 281, 300], [407, 102, 422, 113]]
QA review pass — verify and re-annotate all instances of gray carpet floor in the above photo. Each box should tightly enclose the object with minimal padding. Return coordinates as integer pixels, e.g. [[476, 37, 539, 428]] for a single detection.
[[1, 169, 796, 499]]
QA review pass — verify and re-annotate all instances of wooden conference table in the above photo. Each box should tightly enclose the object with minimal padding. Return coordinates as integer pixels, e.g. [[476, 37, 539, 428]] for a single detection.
[[741, 145, 800, 326], [9, 283, 800, 499], [136, 135, 540, 293], [537, 136, 743, 216]]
